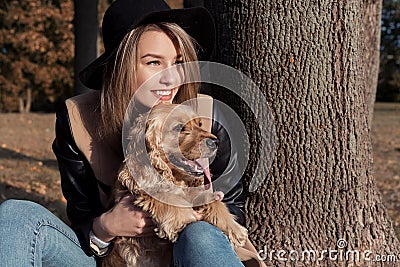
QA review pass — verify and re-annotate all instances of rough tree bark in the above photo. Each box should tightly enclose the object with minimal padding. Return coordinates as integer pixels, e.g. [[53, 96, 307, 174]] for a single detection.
[[360, 0, 382, 124], [73, 0, 98, 95], [204, 0, 399, 266]]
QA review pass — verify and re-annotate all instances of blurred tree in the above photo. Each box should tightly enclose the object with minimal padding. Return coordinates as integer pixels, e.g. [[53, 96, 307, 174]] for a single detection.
[[98, 0, 115, 55], [378, 0, 400, 102], [0, 0, 74, 112], [73, 0, 98, 95]]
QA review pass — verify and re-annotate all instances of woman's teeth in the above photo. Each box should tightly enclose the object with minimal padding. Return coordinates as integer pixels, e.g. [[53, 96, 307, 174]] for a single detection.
[[155, 90, 171, 96]]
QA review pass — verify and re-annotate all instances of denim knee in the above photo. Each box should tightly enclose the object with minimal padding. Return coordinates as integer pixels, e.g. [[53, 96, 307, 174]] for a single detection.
[[1, 199, 25, 216], [0, 199, 46, 223], [177, 221, 228, 248], [173, 221, 244, 267]]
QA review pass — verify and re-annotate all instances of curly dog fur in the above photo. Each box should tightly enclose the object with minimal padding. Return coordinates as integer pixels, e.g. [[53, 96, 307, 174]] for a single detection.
[[101, 103, 248, 267]]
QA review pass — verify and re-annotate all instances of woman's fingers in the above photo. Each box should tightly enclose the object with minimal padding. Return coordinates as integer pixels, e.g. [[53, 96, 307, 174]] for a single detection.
[[104, 194, 159, 237], [214, 191, 224, 201], [110, 192, 226, 237], [135, 225, 157, 237]]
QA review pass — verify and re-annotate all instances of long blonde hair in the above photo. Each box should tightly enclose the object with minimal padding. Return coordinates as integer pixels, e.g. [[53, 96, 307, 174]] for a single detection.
[[99, 22, 200, 139]]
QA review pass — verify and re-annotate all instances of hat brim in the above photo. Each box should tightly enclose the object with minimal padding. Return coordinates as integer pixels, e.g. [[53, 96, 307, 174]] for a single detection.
[[79, 7, 215, 90]]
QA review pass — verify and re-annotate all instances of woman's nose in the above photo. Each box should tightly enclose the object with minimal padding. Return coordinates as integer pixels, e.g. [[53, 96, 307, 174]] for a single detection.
[[159, 65, 182, 87]]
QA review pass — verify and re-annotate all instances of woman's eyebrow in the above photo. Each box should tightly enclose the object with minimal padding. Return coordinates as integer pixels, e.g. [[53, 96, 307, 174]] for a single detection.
[[141, 53, 182, 59], [141, 53, 163, 59]]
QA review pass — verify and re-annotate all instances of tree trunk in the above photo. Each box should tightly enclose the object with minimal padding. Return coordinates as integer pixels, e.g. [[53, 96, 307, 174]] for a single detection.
[[73, 0, 98, 95], [18, 88, 31, 113], [204, 0, 399, 266], [360, 0, 381, 124]]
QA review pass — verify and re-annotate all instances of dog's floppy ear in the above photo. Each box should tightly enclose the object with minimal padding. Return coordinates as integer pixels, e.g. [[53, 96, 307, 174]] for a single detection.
[[125, 113, 147, 159], [145, 118, 162, 151], [123, 109, 174, 188], [123, 112, 151, 186], [144, 103, 170, 152], [146, 121, 160, 155], [145, 115, 175, 183], [117, 163, 136, 193]]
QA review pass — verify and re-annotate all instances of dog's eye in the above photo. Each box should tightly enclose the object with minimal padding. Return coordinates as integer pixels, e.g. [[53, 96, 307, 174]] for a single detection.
[[173, 124, 184, 132], [199, 121, 203, 127]]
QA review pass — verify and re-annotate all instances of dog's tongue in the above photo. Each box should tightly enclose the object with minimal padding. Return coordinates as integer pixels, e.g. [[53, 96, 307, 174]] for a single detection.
[[195, 158, 212, 190]]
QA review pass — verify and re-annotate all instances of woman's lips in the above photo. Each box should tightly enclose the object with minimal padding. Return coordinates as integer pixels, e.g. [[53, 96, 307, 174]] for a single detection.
[[151, 89, 174, 101]]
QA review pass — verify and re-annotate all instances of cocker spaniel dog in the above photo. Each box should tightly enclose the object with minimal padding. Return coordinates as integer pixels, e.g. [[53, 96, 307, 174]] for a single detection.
[[102, 103, 248, 267]]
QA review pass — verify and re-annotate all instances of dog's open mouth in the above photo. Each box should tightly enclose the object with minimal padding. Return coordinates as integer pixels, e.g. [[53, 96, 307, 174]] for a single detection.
[[168, 155, 212, 185], [169, 155, 205, 176]]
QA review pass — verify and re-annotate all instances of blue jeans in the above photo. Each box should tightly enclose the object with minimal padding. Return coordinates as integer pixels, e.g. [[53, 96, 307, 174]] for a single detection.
[[173, 221, 244, 267], [0, 200, 244, 267], [0, 199, 96, 267]]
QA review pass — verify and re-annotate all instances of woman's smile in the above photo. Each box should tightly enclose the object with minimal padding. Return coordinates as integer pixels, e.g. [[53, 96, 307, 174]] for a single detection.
[[151, 89, 179, 101]]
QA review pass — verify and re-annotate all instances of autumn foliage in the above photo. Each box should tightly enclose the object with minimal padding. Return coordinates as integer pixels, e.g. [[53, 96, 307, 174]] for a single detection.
[[0, 0, 186, 113], [0, 0, 74, 112]]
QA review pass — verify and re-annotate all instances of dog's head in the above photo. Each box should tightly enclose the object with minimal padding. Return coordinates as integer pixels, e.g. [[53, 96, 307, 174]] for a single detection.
[[145, 103, 218, 186]]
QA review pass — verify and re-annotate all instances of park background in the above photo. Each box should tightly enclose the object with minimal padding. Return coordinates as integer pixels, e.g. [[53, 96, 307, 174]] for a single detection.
[[0, 0, 399, 263], [1, 0, 400, 112]]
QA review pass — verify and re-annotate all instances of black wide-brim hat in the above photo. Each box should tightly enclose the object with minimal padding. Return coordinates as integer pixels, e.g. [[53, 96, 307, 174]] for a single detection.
[[79, 0, 215, 90]]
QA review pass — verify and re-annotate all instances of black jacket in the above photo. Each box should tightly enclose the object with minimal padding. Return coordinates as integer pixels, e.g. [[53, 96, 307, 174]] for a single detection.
[[52, 99, 245, 256]]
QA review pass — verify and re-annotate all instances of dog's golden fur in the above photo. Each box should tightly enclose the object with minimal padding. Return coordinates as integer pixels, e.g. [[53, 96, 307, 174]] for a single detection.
[[101, 103, 248, 267]]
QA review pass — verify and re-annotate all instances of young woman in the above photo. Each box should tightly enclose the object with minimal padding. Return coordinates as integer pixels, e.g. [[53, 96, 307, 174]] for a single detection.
[[0, 0, 249, 266]]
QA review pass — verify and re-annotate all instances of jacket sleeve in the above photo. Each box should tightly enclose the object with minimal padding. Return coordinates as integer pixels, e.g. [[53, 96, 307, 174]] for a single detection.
[[52, 102, 103, 256], [210, 101, 246, 226]]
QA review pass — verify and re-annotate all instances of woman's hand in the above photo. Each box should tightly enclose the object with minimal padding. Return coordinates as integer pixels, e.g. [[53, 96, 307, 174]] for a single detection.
[[92, 195, 156, 242], [213, 191, 224, 201]]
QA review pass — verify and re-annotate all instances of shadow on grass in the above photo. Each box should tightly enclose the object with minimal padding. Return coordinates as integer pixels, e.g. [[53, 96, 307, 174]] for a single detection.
[[0, 147, 58, 169]]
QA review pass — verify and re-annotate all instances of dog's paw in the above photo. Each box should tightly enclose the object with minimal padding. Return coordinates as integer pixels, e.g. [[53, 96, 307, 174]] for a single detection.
[[155, 226, 179, 243], [228, 223, 248, 247], [156, 210, 197, 243], [156, 224, 183, 243], [161, 229, 179, 243]]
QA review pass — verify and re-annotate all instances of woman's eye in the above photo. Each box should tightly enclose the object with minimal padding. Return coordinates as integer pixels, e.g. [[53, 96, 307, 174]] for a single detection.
[[175, 60, 184, 65], [147, 60, 160, 66]]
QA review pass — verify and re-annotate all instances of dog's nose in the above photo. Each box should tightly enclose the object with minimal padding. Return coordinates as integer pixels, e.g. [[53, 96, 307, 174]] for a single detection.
[[205, 138, 219, 150]]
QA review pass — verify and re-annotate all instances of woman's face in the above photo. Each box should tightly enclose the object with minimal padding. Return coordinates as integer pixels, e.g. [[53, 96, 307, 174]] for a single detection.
[[133, 30, 184, 107]]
